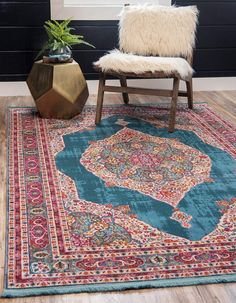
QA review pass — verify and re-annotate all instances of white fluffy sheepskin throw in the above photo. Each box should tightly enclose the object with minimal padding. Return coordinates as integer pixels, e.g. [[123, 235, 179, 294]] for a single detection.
[[95, 50, 193, 80], [119, 5, 199, 57]]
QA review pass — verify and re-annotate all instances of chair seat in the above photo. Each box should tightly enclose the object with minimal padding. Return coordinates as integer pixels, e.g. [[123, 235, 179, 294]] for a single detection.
[[94, 50, 193, 81]]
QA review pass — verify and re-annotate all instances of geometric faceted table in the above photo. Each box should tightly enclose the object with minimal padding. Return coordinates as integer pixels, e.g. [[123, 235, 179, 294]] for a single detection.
[[27, 60, 89, 119]]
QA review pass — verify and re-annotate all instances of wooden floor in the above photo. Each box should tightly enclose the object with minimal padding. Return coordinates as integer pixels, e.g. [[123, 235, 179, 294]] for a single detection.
[[0, 91, 236, 303]]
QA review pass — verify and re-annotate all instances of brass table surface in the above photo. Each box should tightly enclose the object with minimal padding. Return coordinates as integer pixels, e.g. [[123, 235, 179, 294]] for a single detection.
[[27, 60, 89, 119]]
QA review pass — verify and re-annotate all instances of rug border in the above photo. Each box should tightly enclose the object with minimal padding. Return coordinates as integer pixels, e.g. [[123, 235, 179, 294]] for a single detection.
[[6, 103, 236, 128], [2, 105, 236, 298], [2, 274, 236, 298], [2, 107, 11, 297]]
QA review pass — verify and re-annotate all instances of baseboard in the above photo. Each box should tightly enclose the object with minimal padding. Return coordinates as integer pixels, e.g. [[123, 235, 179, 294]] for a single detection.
[[0, 77, 235, 96]]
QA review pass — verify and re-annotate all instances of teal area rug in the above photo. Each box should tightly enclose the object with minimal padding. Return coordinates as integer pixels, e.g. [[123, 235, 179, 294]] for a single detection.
[[2, 104, 236, 297]]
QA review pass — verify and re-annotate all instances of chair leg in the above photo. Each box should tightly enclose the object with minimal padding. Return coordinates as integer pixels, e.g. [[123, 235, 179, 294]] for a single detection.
[[120, 76, 129, 104], [186, 78, 193, 109], [95, 73, 106, 124], [169, 77, 180, 133]]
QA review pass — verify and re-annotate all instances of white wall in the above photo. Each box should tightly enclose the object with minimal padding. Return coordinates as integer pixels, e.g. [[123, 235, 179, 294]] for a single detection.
[[51, 0, 171, 20], [0, 78, 235, 96]]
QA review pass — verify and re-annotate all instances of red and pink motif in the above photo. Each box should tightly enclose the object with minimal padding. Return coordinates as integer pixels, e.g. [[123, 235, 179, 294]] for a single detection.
[[29, 216, 49, 249], [26, 182, 43, 205]]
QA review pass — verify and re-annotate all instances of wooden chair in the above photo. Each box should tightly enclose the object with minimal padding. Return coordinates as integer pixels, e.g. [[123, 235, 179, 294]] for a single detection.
[[94, 5, 199, 132]]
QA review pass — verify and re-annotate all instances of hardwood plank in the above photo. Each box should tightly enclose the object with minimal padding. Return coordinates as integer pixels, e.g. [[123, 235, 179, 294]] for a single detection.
[[197, 284, 236, 303]]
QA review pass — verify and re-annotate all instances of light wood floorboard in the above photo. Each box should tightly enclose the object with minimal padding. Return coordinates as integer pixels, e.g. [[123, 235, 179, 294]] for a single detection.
[[0, 91, 236, 303]]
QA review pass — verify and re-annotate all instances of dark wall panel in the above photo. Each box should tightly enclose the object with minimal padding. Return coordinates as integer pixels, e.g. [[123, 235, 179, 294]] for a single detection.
[[0, 52, 37, 74], [194, 49, 236, 72], [0, 24, 118, 51], [70, 24, 119, 51], [0, 0, 236, 81], [196, 26, 236, 49], [0, 2, 49, 26], [0, 0, 50, 80], [0, 28, 47, 51], [174, 0, 236, 77], [176, 1, 236, 25]]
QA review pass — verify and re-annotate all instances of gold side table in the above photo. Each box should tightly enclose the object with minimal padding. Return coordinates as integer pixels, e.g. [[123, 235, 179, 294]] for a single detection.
[[27, 60, 89, 119]]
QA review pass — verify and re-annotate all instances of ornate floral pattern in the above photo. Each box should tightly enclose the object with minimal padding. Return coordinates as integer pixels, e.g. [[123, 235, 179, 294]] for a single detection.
[[68, 211, 132, 246], [170, 209, 192, 228], [81, 128, 211, 207], [4, 104, 236, 297]]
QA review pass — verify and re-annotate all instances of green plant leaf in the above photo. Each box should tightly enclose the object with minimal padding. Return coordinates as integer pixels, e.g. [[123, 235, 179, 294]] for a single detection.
[[37, 17, 95, 60]]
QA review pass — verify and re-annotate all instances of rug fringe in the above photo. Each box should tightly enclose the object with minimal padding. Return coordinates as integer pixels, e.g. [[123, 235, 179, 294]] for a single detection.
[[1, 274, 236, 298]]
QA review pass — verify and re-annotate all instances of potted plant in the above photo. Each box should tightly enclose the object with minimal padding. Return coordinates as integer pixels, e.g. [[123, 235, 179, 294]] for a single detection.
[[36, 18, 95, 62]]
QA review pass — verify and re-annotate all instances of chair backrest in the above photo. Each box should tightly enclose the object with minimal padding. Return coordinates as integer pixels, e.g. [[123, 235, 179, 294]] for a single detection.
[[119, 5, 199, 60]]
